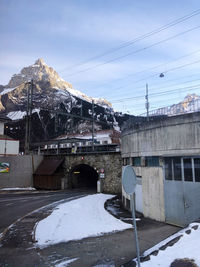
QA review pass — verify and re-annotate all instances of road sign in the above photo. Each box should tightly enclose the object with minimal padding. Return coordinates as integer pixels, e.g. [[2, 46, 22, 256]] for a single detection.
[[99, 173, 105, 179], [122, 165, 137, 195], [100, 168, 104, 173]]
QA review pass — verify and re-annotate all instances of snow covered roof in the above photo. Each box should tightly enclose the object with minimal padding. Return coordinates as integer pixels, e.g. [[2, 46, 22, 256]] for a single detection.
[[56, 129, 121, 140]]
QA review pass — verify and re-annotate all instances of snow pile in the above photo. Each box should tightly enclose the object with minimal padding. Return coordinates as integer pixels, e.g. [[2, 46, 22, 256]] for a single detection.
[[138, 222, 200, 267], [54, 258, 78, 267], [35, 194, 132, 247], [0, 187, 36, 191]]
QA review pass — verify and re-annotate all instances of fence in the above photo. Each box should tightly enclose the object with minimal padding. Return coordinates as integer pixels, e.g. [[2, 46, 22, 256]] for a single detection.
[[140, 98, 200, 117]]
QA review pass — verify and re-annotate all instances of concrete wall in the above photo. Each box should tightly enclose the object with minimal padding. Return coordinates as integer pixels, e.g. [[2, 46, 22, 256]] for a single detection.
[[122, 166, 165, 220], [121, 113, 200, 222], [122, 112, 200, 157], [0, 155, 43, 188], [141, 167, 165, 221], [0, 140, 19, 155], [64, 152, 122, 194]]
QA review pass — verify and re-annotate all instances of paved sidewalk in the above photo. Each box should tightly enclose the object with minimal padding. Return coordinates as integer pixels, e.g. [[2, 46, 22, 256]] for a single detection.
[[0, 196, 180, 267]]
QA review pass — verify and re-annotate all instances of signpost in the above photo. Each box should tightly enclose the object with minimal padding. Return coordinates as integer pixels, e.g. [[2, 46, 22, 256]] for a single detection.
[[122, 165, 141, 267]]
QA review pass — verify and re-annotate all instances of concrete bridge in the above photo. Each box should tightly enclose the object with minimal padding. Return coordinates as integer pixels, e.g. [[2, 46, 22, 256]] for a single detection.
[[63, 152, 122, 194]]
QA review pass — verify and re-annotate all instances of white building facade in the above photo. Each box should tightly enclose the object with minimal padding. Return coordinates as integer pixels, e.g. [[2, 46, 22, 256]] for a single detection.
[[0, 119, 19, 155]]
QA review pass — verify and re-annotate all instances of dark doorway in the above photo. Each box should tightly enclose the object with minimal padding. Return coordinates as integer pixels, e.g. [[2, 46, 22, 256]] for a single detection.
[[70, 164, 98, 188]]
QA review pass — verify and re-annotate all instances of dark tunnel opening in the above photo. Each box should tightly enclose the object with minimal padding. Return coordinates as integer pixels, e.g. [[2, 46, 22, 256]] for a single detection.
[[70, 164, 98, 188]]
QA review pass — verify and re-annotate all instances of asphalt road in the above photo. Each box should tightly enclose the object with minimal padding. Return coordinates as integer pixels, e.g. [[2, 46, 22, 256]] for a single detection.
[[0, 190, 181, 267], [0, 189, 94, 234]]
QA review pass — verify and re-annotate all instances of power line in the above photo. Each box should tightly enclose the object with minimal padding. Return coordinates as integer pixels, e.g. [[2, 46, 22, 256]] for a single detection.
[[108, 76, 200, 102], [59, 8, 200, 74], [94, 57, 200, 100], [93, 48, 200, 94], [64, 25, 200, 77], [122, 90, 200, 113], [111, 83, 200, 103]]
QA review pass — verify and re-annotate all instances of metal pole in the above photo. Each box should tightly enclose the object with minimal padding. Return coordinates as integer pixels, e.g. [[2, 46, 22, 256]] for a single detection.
[[145, 83, 149, 121], [92, 100, 94, 151], [28, 79, 33, 150], [25, 82, 30, 154], [80, 99, 83, 117], [130, 194, 141, 267]]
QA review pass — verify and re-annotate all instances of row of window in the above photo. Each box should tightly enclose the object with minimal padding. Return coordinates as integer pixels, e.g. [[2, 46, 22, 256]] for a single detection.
[[123, 156, 160, 167], [44, 140, 109, 150], [165, 157, 200, 182], [123, 156, 200, 183]]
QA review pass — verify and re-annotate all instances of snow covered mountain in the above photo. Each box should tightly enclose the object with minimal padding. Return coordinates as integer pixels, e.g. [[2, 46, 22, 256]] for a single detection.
[[0, 58, 112, 117], [0, 59, 131, 144], [151, 94, 200, 116]]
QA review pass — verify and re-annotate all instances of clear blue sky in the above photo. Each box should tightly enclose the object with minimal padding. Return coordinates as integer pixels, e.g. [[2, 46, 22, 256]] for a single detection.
[[1, 0, 200, 115]]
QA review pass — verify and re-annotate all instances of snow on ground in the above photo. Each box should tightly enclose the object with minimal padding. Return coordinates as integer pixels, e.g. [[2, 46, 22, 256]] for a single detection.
[[54, 258, 78, 267], [0, 187, 36, 191], [135, 222, 200, 267], [35, 194, 132, 247]]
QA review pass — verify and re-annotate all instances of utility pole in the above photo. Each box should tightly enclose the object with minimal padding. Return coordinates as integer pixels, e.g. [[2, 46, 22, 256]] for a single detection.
[[25, 79, 34, 154], [80, 99, 83, 117], [92, 100, 94, 151], [145, 83, 149, 121]]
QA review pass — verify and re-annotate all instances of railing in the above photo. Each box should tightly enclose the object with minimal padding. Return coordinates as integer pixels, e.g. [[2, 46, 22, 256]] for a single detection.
[[139, 98, 200, 117], [32, 143, 120, 155]]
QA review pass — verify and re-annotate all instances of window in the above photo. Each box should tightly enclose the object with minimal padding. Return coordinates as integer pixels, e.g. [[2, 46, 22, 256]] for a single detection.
[[123, 157, 130, 166], [165, 158, 172, 180], [145, 156, 159, 167], [132, 157, 141, 166], [183, 158, 193, 182], [173, 157, 182, 181], [126, 158, 130, 165], [164, 157, 200, 182], [194, 158, 200, 182], [164, 157, 181, 181]]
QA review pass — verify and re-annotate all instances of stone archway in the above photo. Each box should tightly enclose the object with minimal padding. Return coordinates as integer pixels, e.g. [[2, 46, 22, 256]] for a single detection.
[[70, 164, 98, 188], [64, 153, 122, 193]]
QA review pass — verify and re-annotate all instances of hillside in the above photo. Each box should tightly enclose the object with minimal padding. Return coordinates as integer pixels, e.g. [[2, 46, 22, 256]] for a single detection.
[[0, 59, 132, 148]]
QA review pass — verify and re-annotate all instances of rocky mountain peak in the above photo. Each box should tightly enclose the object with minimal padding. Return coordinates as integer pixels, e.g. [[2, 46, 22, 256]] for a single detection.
[[0, 58, 113, 116], [35, 58, 46, 66], [6, 58, 72, 90], [183, 93, 199, 102]]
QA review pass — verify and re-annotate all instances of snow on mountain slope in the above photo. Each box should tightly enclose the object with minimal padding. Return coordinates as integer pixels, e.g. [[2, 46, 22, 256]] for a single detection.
[[0, 58, 112, 114]]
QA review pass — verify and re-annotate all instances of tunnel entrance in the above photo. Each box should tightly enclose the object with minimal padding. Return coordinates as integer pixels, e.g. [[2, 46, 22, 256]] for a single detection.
[[70, 164, 98, 188]]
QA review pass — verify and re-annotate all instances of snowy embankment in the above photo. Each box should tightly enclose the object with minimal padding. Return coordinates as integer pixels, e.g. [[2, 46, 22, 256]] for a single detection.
[[136, 222, 200, 267], [35, 194, 132, 247]]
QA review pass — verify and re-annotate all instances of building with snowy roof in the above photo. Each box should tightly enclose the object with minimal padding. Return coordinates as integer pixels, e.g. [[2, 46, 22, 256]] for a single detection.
[[57, 129, 121, 146]]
